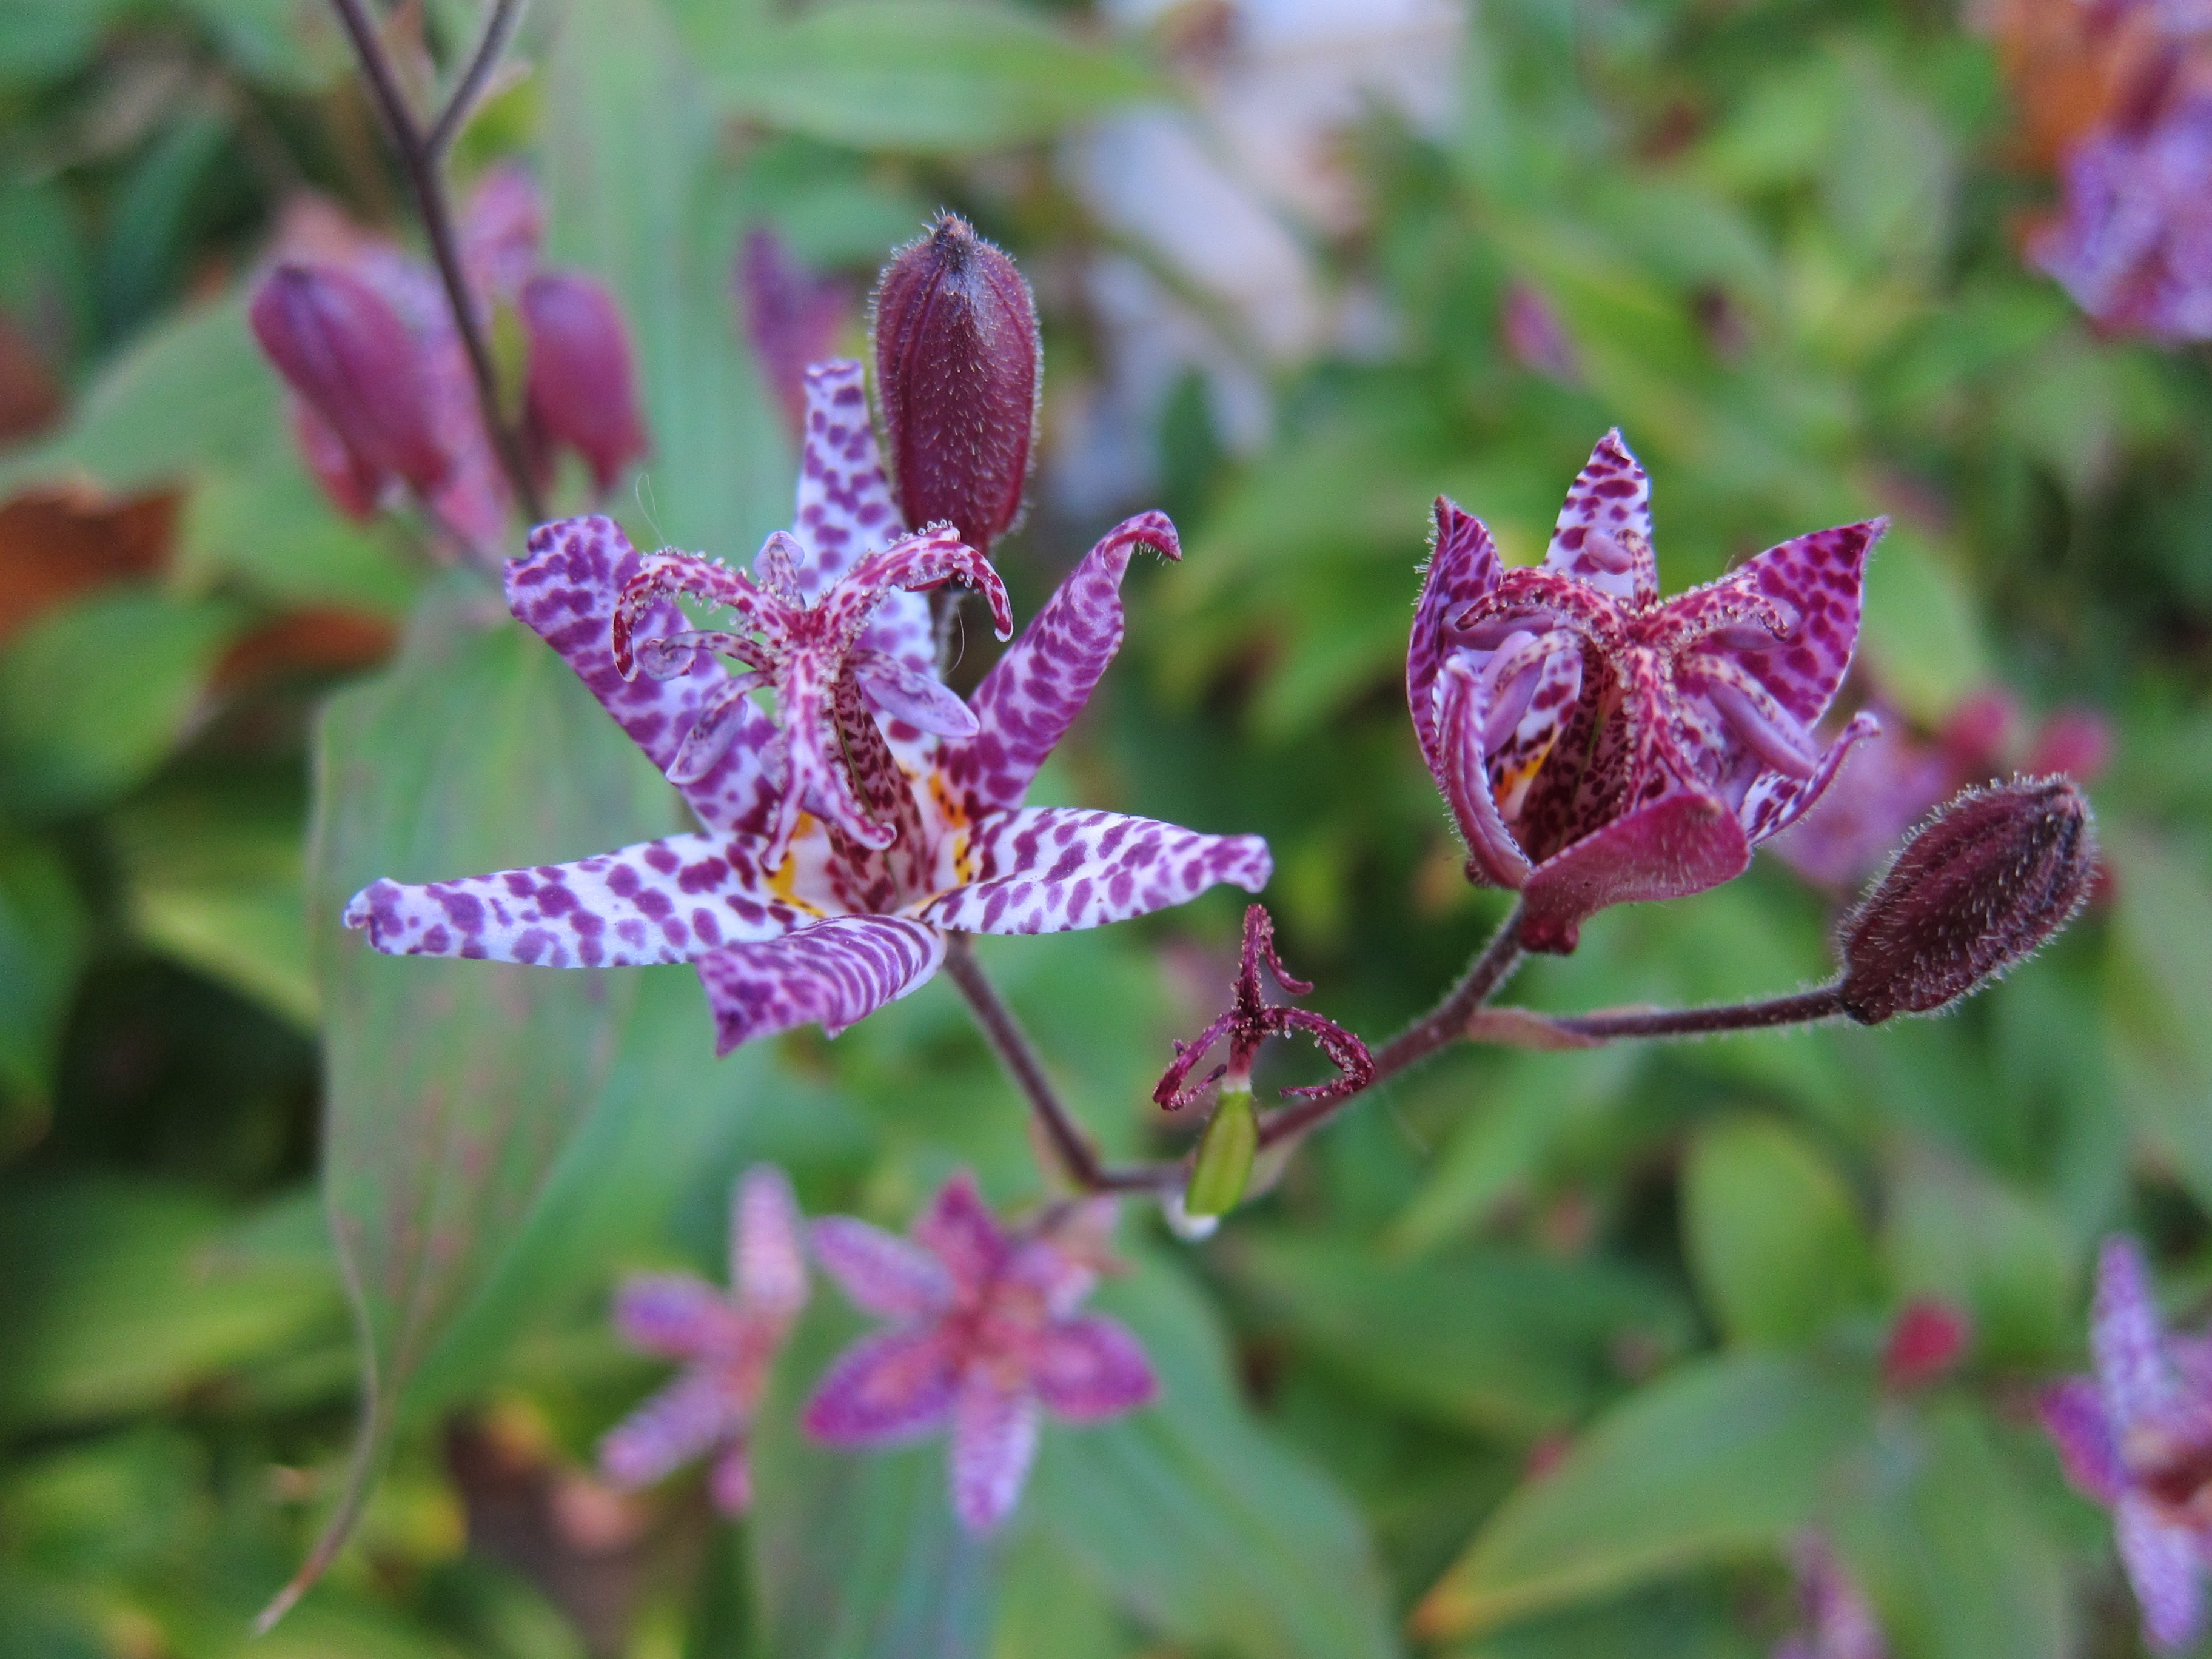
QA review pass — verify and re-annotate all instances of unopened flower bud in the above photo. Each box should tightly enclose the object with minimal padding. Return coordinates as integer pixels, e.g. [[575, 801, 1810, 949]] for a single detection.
[[1184, 1084, 1257, 1219], [739, 227, 850, 440], [250, 263, 448, 498], [870, 212, 1039, 551], [1837, 777, 2096, 1024], [519, 271, 648, 494]]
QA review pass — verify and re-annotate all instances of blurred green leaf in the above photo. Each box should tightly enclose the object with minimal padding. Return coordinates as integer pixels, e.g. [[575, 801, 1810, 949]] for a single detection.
[[1857, 528, 1992, 725], [543, 0, 788, 560], [0, 1179, 343, 1427], [1417, 1354, 1871, 1638], [113, 783, 317, 1029], [693, 2, 1159, 153], [1683, 1117, 1879, 1348], [2106, 828, 2212, 1212], [291, 577, 679, 1601], [1885, 1145, 2074, 1367], [0, 0, 124, 84], [0, 836, 84, 1112], [1029, 1250, 1402, 1659], [751, 1301, 1001, 1659], [1832, 1406, 2073, 1659], [0, 588, 238, 818], [1221, 1229, 1692, 1436]]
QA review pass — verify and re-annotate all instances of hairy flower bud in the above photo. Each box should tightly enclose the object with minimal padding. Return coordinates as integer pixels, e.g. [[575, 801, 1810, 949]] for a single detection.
[[519, 271, 648, 494], [870, 212, 1040, 551], [1837, 777, 2095, 1024], [250, 263, 448, 499]]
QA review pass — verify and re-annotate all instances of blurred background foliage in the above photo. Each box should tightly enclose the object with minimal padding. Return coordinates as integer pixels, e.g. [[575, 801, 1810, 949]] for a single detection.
[[0, 0, 2207, 1655]]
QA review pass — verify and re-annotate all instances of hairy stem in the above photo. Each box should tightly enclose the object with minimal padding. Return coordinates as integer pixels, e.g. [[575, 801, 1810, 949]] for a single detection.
[[329, 0, 546, 525], [1255, 903, 1526, 1150], [1539, 985, 1846, 1042], [942, 936, 1178, 1194]]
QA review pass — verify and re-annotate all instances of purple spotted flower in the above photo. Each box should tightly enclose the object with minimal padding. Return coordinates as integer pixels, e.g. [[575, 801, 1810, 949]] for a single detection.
[[2042, 1236, 2212, 1651], [2032, 92, 2212, 341], [342, 357, 1271, 1053], [1773, 1533, 1887, 1659], [599, 1165, 809, 1515], [803, 1173, 1156, 1533], [1409, 432, 1883, 953]]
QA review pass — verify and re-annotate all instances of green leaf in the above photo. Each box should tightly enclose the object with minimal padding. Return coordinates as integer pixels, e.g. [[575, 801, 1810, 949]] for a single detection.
[[749, 1302, 1002, 1659], [2105, 827, 2212, 1213], [0, 836, 85, 1112], [0, 589, 240, 818], [1855, 526, 1992, 727], [281, 577, 679, 1610], [692, 2, 1160, 153], [1028, 1250, 1401, 1659], [1885, 1146, 2074, 1368], [1831, 1406, 2073, 1659], [1682, 1117, 1879, 1347], [542, 0, 789, 561], [0, 1179, 344, 1428], [1220, 1229, 1692, 1437], [1416, 1353, 1872, 1640], [112, 782, 317, 1030]]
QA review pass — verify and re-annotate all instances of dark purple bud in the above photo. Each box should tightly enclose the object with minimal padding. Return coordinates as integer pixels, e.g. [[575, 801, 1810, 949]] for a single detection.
[[1836, 777, 2096, 1024], [250, 263, 448, 498], [519, 271, 648, 494], [870, 212, 1040, 551], [739, 228, 850, 440]]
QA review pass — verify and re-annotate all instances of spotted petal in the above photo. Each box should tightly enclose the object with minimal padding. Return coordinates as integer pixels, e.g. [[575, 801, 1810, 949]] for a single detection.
[[949, 1376, 1042, 1533], [1740, 712, 1882, 848], [1544, 431, 1657, 605], [1517, 789, 1752, 954], [614, 1273, 744, 1359], [913, 808, 1272, 935], [507, 516, 780, 837], [1435, 659, 1535, 890], [811, 1216, 956, 1318], [1671, 520, 1883, 729], [600, 1369, 742, 1489], [2039, 1378, 2126, 1506], [732, 1165, 810, 1322], [343, 835, 795, 967], [943, 511, 1181, 817], [2096, 1235, 2178, 1429], [692, 914, 946, 1053], [1407, 498, 1503, 782], [802, 1326, 962, 1444], [914, 1171, 1009, 1297], [788, 359, 905, 595], [1031, 1316, 1158, 1423], [2118, 1494, 2207, 1653]]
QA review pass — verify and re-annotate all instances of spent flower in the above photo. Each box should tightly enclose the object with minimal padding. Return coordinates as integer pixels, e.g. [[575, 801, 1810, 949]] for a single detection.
[[803, 1173, 1156, 1532], [599, 1166, 809, 1515], [1409, 432, 1883, 953], [2041, 1237, 2212, 1651], [343, 357, 1270, 1053], [520, 271, 649, 494]]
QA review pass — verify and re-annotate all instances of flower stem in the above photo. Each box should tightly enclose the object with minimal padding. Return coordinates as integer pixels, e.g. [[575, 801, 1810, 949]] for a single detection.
[[425, 0, 525, 159], [941, 935, 1178, 1193], [1255, 903, 1525, 1150], [1537, 985, 1845, 1042], [328, 0, 546, 526]]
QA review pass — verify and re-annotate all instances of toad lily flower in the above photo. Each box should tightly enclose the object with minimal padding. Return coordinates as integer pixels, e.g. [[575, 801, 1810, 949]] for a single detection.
[[1409, 432, 1884, 952], [804, 1173, 1157, 1532], [343, 358, 1272, 1052], [599, 1165, 809, 1515], [2041, 1236, 2212, 1652]]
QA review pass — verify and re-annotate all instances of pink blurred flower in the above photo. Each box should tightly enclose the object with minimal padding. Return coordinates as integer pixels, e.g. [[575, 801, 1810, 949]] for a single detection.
[[2040, 1236, 2212, 1651], [1410, 431, 1883, 953], [598, 1165, 809, 1515], [2033, 92, 2212, 341], [738, 227, 851, 441], [1499, 280, 1581, 384], [802, 1173, 1157, 1532], [1774, 1533, 1887, 1659]]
